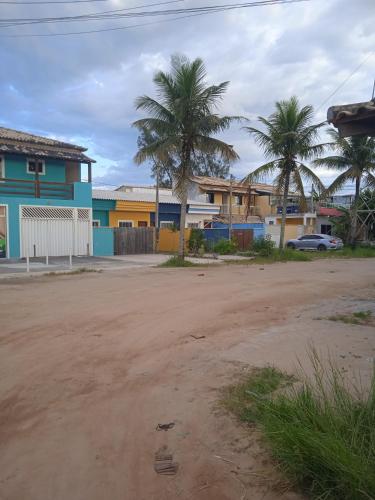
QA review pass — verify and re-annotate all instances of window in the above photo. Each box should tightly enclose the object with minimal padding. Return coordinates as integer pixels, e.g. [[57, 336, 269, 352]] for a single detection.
[[138, 221, 148, 227], [321, 224, 332, 235], [0, 156, 4, 180], [160, 221, 174, 228], [235, 195, 243, 206], [118, 220, 133, 228], [27, 159, 45, 175], [188, 222, 199, 228], [207, 192, 215, 204], [92, 220, 100, 227]]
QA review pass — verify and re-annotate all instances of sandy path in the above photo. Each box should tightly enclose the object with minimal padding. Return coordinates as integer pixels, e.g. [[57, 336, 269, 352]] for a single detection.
[[0, 259, 374, 500]]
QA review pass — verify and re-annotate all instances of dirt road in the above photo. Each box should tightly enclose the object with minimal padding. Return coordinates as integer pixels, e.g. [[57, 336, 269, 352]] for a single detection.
[[1, 259, 374, 500]]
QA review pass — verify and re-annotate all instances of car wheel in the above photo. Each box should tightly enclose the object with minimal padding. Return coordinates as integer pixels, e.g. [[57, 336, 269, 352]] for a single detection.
[[317, 244, 326, 252], [287, 243, 295, 250]]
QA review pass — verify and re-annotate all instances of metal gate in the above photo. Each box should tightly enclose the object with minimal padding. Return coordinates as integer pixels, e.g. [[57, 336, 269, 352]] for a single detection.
[[232, 229, 253, 251], [20, 206, 92, 257], [114, 227, 155, 255]]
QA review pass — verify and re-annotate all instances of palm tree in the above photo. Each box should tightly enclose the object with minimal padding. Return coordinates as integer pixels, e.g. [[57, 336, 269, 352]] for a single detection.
[[133, 55, 239, 258], [314, 131, 375, 245], [243, 96, 325, 249]]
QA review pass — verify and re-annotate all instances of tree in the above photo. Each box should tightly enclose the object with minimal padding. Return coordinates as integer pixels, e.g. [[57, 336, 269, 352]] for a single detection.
[[243, 96, 325, 249], [314, 131, 375, 246], [133, 55, 239, 258], [137, 129, 231, 189]]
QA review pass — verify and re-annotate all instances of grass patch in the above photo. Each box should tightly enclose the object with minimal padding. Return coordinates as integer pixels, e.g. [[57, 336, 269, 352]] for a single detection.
[[328, 310, 373, 326], [223, 353, 375, 500], [159, 256, 198, 267], [313, 246, 375, 259], [222, 366, 295, 422], [45, 267, 101, 276], [225, 249, 312, 265]]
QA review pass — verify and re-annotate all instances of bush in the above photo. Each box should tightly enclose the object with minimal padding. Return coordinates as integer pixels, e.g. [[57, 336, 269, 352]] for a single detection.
[[251, 235, 275, 256], [188, 228, 205, 254], [224, 352, 375, 500], [213, 238, 238, 255]]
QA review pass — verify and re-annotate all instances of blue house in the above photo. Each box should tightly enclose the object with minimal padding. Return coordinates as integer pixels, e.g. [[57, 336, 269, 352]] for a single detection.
[[0, 127, 94, 259]]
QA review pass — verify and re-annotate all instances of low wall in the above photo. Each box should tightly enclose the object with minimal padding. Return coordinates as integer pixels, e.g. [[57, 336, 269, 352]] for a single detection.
[[212, 222, 265, 240], [93, 227, 114, 256], [158, 228, 191, 252]]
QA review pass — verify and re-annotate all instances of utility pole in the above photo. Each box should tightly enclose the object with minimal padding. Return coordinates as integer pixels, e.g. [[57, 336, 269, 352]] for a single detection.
[[155, 165, 160, 252], [310, 183, 315, 213], [229, 174, 233, 240]]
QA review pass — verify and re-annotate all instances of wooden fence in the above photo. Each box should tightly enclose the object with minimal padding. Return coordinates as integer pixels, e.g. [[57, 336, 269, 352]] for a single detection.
[[114, 227, 155, 255]]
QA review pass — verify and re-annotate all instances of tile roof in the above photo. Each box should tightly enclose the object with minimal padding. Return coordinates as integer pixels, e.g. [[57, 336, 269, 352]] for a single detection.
[[190, 175, 275, 194], [0, 126, 95, 163], [327, 100, 375, 137], [318, 207, 344, 217]]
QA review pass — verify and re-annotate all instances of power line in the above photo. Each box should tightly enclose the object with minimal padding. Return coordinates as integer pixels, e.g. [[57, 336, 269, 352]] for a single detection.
[[0, 0, 108, 3], [316, 51, 375, 112], [0, 0, 310, 36]]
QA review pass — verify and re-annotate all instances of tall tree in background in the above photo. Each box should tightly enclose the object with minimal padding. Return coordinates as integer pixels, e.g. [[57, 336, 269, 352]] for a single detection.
[[314, 131, 375, 245], [137, 129, 231, 189], [133, 55, 239, 258], [243, 96, 325, 249]]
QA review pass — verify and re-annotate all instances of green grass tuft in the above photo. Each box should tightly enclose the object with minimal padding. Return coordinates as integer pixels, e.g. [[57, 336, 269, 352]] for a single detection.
[[159, 256, 198, 267], [328, 310, 373, 325], [223, 352, 375, 500], [45, 267, 101, 276]]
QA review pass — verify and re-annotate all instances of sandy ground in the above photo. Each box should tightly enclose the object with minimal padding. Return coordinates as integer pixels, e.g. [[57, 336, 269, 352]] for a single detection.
[[0, 259, 374, 500]]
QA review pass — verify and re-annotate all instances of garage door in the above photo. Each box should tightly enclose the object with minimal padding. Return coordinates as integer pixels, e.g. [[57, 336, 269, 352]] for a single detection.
[[20, 206, 92, 258]]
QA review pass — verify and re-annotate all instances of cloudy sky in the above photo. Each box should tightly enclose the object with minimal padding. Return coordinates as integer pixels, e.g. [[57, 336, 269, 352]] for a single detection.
[[0, 0, 374, 192]]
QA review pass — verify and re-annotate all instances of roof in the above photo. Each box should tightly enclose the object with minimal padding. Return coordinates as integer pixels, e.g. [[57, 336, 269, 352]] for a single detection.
[[318, 207, 344, 217], [327, 100, 375, 137], [0, 126, 95, 163], [190, 175, 275, 194]]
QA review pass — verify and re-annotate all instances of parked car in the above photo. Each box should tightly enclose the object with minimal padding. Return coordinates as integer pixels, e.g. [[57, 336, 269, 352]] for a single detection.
[[286, 234, 344, 251]]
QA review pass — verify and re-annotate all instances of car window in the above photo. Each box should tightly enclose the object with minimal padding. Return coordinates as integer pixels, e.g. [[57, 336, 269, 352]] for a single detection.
[[300, 236, 310, 240]]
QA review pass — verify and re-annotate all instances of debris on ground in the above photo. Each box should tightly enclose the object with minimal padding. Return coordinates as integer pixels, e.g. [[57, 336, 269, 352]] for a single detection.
[[156, 422, 175, 431], [190, 334, 206, 340], [154, 446, 179, 475]]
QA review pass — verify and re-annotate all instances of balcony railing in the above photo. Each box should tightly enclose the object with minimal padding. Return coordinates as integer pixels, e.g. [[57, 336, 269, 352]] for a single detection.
[[220, 204, 261, 216], [0, 177, 74, 200]]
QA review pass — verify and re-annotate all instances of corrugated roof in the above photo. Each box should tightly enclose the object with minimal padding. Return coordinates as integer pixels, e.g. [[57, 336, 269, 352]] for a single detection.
[[92, 189, 218, 207], [0, 126, 95, 163]]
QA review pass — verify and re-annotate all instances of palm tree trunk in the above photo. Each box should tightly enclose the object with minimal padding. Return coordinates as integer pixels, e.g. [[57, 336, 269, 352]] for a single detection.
[[279, 170, 291, 250], [349, 176, 361, 247], [178, 188, 187, 258]]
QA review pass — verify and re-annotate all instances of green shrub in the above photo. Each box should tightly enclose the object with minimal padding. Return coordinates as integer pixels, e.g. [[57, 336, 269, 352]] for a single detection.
[[251, 235, 276, 256], [188, 228, 205, 254], [213, 238, 238, 255]]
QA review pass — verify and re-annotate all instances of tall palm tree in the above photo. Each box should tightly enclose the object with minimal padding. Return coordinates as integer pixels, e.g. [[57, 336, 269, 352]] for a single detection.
[[314, 131, 375, 245], [133, 55, 239, 258], [243, 96, 325, 249]]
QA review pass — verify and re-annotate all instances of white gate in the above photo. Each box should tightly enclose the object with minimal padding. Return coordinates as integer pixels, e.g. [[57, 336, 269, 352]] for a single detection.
[[20, 206, 92, 257]]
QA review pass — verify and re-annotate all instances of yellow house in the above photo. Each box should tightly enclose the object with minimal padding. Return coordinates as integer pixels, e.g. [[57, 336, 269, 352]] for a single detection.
[[188, 176, 275, 222], [109, 199, 155, 228]]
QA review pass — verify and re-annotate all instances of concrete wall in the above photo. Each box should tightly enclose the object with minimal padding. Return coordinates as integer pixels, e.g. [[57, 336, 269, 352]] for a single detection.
[[3, 154, 67, 184], [212, 222, 265, 239], [93, 227, 114, 256]]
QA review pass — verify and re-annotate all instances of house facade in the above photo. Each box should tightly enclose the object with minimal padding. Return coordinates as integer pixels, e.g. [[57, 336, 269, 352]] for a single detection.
[[93, 187, 220, 229], [0, 127, 94, 259], [187, 175, 275, 222]]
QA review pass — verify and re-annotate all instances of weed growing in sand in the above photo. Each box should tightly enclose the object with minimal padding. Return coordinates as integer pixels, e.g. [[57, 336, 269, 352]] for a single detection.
[[223, 352, 375, 500]]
